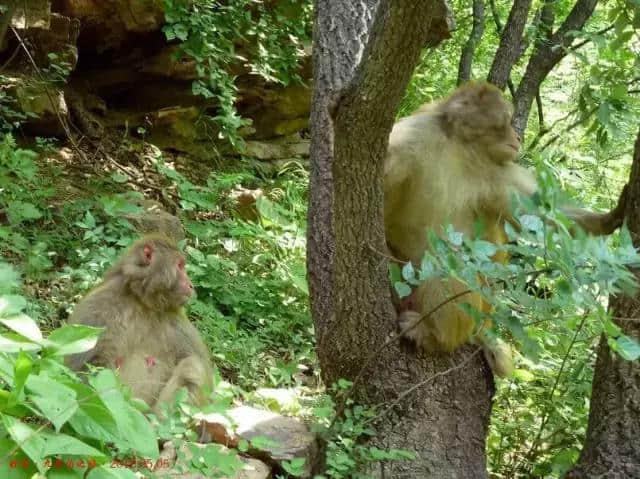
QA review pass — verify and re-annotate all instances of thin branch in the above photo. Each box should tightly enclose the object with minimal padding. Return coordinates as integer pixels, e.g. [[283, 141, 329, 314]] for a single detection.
[[518, 310, 589, 470], [535, 90, 544, 128], [538, 106, 598, 151], [569, 24, 615, 51]]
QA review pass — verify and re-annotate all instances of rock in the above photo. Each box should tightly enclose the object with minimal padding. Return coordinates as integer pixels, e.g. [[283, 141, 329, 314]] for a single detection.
[[199, 405, 318, 478], [11, 0, 51, 29], [59, 0, 164, 33], [244, 138, 309, 161], [27, 13, 80, 72], [253, 388, 300, 414], [233, 457, 271, 479], [153, 106, 201, 141], [141, 45, 198, 80], [2, 76, 68, 135], [239, 82, 311, 139]]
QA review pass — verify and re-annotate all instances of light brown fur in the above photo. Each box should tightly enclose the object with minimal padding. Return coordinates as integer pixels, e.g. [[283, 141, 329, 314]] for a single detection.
[[384, 82, 626, 377], [66, 235, 212, 410]]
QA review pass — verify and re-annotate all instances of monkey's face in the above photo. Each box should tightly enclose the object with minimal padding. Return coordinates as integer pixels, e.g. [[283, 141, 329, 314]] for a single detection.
[[173, 256, 195, 303], [129, 240, 195, 311], [440, 83, 521, 165]]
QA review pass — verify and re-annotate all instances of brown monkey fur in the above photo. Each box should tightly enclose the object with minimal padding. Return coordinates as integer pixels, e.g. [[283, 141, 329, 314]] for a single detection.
[[384, 81, 626, 377], [66, 235, 212, 410]]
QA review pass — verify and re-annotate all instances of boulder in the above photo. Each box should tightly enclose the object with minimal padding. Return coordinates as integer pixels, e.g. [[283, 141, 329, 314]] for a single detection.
[[199, 405, 318, 478]]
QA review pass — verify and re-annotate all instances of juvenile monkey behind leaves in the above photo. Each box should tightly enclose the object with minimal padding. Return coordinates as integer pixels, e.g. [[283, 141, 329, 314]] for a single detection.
[[67, 235, 212, 410], [384, 82, 626, 377]]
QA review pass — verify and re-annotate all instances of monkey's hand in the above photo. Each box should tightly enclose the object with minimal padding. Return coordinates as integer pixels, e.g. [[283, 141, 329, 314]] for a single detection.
[[399, 311, 427, 346]]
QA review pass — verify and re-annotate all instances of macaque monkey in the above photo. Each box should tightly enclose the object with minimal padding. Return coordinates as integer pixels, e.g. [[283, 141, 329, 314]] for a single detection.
[[66, 235, 212, 410], [384, 81, 627, 377]]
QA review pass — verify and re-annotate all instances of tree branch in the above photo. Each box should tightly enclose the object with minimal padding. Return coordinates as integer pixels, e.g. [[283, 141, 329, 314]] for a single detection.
[[487, 0, 533, 90], [458, 0, 486, 85]]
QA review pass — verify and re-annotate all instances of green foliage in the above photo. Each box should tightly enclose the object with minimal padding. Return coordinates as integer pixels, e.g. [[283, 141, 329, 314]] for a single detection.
[[311, 381, 415, 479], [153, 160, 312, 389], [0, 77, 28, 133], [162, 0, 311, 148]]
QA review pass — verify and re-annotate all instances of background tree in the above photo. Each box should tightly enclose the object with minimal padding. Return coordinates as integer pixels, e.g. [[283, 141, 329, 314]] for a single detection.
[[457, 0, 486, 84], [566, 128, 640, 479]]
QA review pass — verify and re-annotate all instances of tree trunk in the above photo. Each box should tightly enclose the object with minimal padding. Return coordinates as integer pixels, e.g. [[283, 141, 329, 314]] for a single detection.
[[457, 0, 486, 85], [566, 129, 640, 479], [487, 0, 532, 90], [309, 2, 496, 477], [511, 0, 598, 137]]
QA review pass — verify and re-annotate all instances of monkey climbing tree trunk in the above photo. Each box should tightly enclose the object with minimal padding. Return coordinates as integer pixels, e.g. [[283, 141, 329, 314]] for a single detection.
[[457, 0, 485, 85], [566, 129, 640, 479], [308, 2, 495, 477], [511, 0, 598, 137]]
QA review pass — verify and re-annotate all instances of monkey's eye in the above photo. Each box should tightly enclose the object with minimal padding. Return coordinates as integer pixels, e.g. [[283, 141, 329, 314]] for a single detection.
[[178, 259, 185, 270]]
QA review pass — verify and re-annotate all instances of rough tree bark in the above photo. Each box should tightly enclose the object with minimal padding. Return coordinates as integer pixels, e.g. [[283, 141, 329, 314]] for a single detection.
[[566, 129, 640, 479], [309, 2, 496, 477], [457, 0, 485, 85], [511, 0, 598, 137], [487, 0, 532, 90]]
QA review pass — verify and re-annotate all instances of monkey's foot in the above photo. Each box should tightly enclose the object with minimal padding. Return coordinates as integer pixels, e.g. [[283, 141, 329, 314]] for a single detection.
[[399, 311, 427, 345]]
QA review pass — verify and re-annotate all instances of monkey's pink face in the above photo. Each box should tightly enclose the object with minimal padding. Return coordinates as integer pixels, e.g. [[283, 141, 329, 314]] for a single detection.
[[174, 257, 195, 304], [138, 242, 195, 310]]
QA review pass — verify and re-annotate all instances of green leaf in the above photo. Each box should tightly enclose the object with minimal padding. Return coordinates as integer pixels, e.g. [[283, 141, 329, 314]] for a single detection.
[[615, 335, 640, 361], [256, 196, 288, 226], [388, 262, 402, 283], [1, 415, 46, 473], [0, 296, 27, 317], [394, 282, 412, 299], [0, 438, 37, 478], [47, 325, 101, 356], [513, 369, 535, 382], [0, 264, 20, 292], [25, 374, 78, 431], [401, 262, 414, 281], [282, 457, 306, 476], [7, 201, 42, 223], [89, 370, 159, 459], [520, 214, 544, 232], [86, 466, 139, 479], [11, 352, 32, 398], [41, 431, 106, 458], [66, 382, 119, 443], [110, 172, 129, 184], [0, 314, 42, 343], [0, 335, 41, 353]]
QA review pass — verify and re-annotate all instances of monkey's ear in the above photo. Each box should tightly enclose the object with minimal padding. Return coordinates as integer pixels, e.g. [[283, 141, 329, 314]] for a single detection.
[[142, 243, 154, 264]]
